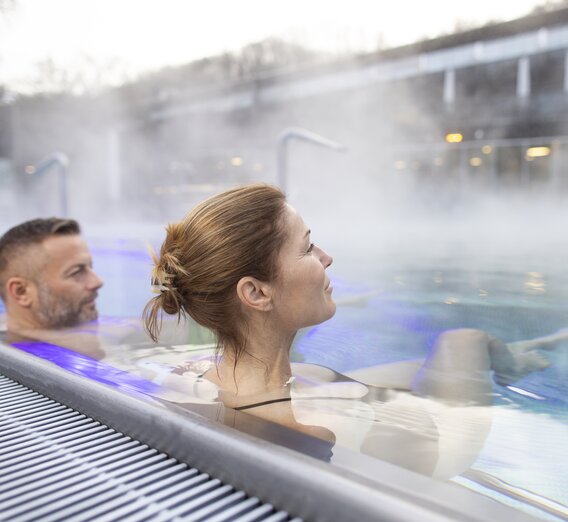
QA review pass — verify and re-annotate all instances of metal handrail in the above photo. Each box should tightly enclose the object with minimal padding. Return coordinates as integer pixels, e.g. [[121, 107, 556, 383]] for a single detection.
[[24, 152, 69, 217], [276, 127, 347, 193]]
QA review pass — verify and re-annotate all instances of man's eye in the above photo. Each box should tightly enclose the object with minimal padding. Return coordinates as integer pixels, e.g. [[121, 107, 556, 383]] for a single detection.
[[307, 243, 315, 253]]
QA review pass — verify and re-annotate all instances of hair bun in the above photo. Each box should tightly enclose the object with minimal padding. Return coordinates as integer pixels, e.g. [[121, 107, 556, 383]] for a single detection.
[[143, 184, 286, 346], [161, 286, 181, 315]]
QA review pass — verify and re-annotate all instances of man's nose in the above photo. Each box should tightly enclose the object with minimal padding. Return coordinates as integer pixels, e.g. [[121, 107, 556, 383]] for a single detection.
[[87, 269, 104, 290]]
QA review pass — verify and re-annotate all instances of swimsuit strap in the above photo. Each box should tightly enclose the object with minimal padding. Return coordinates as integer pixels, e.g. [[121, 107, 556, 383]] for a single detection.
[[234, 394, 381, 411], [234, 397, 293, 411]]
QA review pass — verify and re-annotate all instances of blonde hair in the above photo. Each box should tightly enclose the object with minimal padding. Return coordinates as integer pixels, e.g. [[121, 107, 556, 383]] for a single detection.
[[144, 183, 287, 363]]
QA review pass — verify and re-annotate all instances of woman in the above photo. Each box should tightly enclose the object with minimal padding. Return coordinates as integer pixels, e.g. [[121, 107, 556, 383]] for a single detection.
[[144, 183, 557, 478]]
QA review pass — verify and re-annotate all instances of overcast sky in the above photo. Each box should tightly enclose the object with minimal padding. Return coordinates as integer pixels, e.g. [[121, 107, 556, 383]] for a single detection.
[[0, 0, 547, 90]]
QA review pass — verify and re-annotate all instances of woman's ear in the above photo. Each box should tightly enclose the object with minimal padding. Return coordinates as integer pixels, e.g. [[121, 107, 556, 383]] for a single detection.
[[5, 277, 35, 308], [236, 276, 273, 312]]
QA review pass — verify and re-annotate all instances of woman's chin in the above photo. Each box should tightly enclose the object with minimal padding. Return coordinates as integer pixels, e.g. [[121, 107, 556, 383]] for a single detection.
[[326, 302, 337, 320]]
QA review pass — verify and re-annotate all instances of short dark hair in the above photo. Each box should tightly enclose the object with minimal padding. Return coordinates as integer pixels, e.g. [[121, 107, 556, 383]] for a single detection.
[[0, 218, 81, 299]]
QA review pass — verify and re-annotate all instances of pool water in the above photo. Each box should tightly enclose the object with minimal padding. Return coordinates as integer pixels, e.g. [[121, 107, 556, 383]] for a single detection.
[[2, 234, 567, 521], [294, 259, 568, 520], [86, 235, 568, 518], [297, 267, 568, 405]]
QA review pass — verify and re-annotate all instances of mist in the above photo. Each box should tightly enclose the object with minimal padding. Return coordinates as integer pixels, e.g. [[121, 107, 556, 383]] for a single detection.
[[1, 8, 567, 279]]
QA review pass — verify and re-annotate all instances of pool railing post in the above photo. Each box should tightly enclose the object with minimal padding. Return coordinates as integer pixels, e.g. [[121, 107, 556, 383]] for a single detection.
[[276, 127, 347, 194]]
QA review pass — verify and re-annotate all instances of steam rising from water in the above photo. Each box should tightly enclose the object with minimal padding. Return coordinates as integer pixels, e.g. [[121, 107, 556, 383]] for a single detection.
[[1, 46, 566, 281]]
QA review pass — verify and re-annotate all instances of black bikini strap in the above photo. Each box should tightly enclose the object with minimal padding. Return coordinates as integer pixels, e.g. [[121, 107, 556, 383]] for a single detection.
[[234, 397, 293, 411], [234, 394, 378, 411]]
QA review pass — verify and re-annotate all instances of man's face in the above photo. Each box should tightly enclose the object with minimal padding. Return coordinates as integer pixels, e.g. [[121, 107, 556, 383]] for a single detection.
[[32, 235, 103, 328]]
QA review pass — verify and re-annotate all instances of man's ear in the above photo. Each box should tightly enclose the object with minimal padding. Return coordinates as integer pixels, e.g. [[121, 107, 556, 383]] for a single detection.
[[5, 277, 35, 308], [236, 276, 273, 312]]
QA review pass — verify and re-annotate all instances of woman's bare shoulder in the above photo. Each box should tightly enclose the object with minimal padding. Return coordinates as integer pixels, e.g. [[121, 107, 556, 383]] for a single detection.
[[291, 362, 341, 382]]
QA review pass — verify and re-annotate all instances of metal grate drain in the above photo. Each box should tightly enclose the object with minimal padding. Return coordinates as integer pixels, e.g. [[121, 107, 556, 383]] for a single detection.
[[0, 374, 301, 522]]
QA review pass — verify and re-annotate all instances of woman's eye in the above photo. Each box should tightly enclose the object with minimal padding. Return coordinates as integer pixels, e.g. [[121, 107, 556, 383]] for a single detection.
[[307, 243, 315, 253]]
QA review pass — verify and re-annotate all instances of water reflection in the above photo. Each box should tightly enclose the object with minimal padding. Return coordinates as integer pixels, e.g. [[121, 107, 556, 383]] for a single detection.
[[2, 259, 567, 519], [4, 329, 496, 480], [2, 321, 548, 476]]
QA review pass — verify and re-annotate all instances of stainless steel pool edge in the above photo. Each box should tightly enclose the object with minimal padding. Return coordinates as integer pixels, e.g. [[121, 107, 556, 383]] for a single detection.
[[0, 343, 540, 522]]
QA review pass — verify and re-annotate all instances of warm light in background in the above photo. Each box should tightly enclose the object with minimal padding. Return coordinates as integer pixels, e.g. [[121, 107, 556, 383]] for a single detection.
[[394, 160, 406, 170], [24, 165, 36, 175], [469, 157, 482, 167], [525, 146, 551, 159], [445, 132, 463, 143], [230, 156, 244, 167], [481, 145, 492, 154]]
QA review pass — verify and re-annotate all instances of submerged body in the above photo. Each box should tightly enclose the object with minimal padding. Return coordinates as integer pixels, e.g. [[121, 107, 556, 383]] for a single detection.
[[142, 184, 562, 479], [1, 197, 562, 485], [157, 351, 493, 479]]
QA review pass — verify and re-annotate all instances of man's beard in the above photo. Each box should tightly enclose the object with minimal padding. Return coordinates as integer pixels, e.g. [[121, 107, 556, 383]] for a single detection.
[[36, 285, 98, 328]]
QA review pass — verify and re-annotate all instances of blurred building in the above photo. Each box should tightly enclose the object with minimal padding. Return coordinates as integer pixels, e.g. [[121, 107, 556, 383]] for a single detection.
[[1, 6, 568, 222], [138, 6, 568, 202]]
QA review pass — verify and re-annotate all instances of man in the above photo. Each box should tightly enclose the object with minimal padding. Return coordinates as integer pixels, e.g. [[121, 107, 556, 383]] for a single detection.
[[0, 217, 103, 334], [0, 218, 217, 405], [0, 217, 198, 351], [0, 218, 181, 398]]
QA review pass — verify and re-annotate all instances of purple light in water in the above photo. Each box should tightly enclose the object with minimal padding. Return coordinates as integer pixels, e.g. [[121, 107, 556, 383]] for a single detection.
[[12, 341, 160, 396]]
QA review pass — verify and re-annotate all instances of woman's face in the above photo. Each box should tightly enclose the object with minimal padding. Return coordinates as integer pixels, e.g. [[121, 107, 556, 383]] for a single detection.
[[271, 204, 336, 330]]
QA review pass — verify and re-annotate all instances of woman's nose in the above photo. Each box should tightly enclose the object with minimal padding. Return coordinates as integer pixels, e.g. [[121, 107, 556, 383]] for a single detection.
[[317, 246, 333, 269]]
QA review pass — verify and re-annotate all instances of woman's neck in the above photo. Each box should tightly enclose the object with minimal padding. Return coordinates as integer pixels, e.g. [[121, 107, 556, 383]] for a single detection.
[[210, 325, 296, 397]]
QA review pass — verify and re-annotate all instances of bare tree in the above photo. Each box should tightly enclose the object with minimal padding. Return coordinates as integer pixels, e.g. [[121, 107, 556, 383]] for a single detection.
[[29, 55, 131, 95], [228, 38, 324, 81]]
